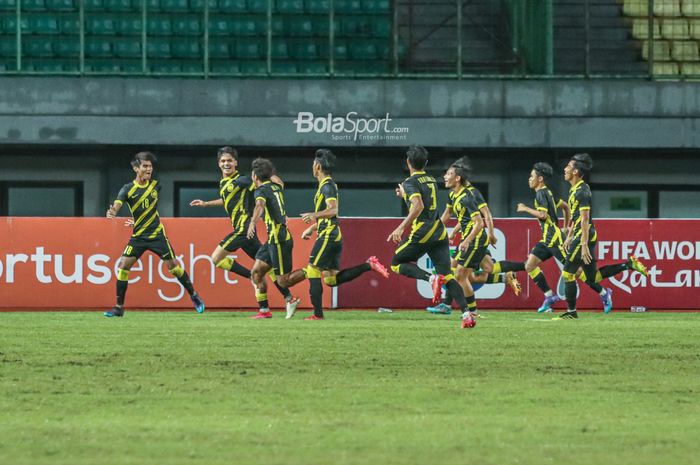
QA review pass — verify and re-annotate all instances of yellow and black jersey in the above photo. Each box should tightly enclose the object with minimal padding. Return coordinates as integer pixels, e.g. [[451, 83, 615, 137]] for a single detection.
[[568, 180, 596, 239], [466, 184, 487, 211], [219, 171, 254, 234], [534, 186, 564, 247], [314, 176, 342, 242], [254, 181, 291, 244], [402, 171, 447, 243], [447, 187, 488, 248], [115, 180, 164, 239]]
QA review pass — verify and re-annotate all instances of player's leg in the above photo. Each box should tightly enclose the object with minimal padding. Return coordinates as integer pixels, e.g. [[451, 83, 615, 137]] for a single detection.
[[251, 246, 273, 318], [429, 241, 475, 329], [157, 235, 205, 313], [526, 244, 560, 312], [303, 265, 325, 320], [390, 241, 431, 281], [596, 255, 649, 282], [105, 245, 140, 317], [477, 253, 521, 295], [555, 238, 586, 320], [213, 233, 252, 279]]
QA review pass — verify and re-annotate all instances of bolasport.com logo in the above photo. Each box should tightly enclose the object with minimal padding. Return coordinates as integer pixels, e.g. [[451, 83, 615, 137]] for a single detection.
[[293, 111, 409, 142]]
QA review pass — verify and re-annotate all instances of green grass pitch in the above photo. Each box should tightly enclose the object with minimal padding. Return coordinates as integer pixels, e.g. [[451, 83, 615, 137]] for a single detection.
[[1, 310, 698, 465]]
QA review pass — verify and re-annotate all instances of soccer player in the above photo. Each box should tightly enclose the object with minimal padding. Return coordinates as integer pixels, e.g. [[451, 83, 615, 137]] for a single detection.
[[388, 145, 476, 329], [104, 151, 204, 317], [246, 157, 302, 319], [290, 149, 389, 320], [189, 146, 299, 315], [556, 153, 648, 319]]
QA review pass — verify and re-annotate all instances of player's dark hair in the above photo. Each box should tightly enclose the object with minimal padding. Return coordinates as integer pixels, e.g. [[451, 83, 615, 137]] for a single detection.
[[314, 148, 336, 175], [570, 153, 593, 178], [217, 146, 238, 161], [252, 157, 274, 181], [450, 156, 472, 184], [406, 145, 429, 170], [533, 162, 553, 180], [131, 151, 156, 168]]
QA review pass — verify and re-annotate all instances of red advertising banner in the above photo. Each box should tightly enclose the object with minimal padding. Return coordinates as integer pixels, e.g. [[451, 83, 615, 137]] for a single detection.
[[337, 218, 700, 310], [1, 218, 698, 310], [0, 217, 327, 310]]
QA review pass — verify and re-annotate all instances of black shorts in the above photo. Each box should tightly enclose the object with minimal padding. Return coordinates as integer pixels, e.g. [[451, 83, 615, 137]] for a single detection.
[[255, 240, 294, 275], [392, 237, 452, 276], [219, 231, 261, 260], [454, 242, 489, 270], [563, 236, 597, 274], [122, 234, 174, 260], [309, 236, 342, 271], [531, 242, 565, 264]]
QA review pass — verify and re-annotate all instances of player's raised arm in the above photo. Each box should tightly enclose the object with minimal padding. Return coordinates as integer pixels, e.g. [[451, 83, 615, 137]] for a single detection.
[[106, 200, 122, 218], [190, 198, 224, 207], [516, 202, 548, 221], [388, 192, 423, 243], [270, 174, 284, 189]]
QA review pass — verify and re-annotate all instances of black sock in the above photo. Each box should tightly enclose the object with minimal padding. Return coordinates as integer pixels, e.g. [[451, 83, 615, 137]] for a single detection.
[[445, 279, 467, 311], [585, 280, 603, 293], [532, 273, 551, 294], [309, 278, 323, 317], [116, 280, 128, 307], [397, 263, 431, 281], [177, 271, 196, 296], [565, 280, 577, 311], [336, 263, 371, 285], [599, 263, 627, 280], [229, 262, 251, 279], [496, 260, 525, 272], [442, 286, 453, 306], [485, 274, 504, 284], [465, 294, 477, 312], [274, 281, 292, 300]]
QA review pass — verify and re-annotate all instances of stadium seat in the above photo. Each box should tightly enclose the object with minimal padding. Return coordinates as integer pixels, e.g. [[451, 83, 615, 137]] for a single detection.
[[661, 18, 689, 39], [145, 0, 161, 12], [147, 38, 170, 57], [287, 18, 313, 36], [23, 37, 54, 56], [209, 60, 240, 74], [60, 17, 81, 34], [654, 0, 682, 17], [161, 0, 189, 12], [208, 40, 230, 57], [623, 0, 648, 16], [116, 59, 145, 72], [247, 0, 268, 13], [271, 61, 297, 73], [53, 39, 80, 56], [336, 0, 361, 14], [305, 0, 328, 14], [86, 59, 122, 72], [29, 15, 60, 34], [85, 39, 112, 56], [271, 41, 289, 58], [25, 60, 72, 72], [372, 17, 390, 38], [653, 61, 679, 74], [632, 19, 661, 40], [349, 40, 378, 60], [190, 0, 219, 12], [318, 41, 348, 59], [362, 0, 389, 13], [311, 16, 340, 36], [234, 40, 262, 58], [172, 17, 201, 35], [297, 60, 326, 73], [681, 0, 700, 17], [230, 18, 259, 35], [180, 60, 203, 73], [239, 60, 268, 73], [277, 0, 304, 14], [104, 0, 133, 11], [151, 60, 182, 73], [2, 17, 29, 33], [46, 0, 76, 11], [672, 40, 699, 60], [117, 16, 143, 35], [690, 19, 700, 38], [113, 38, 141, 57], [0, 0, 16, 11], [342, 16, 373, 37], [680, 61, 700, 73], [642, 40, 671, 60], [84, 0, 105, 11], [0, 37, 17, 56], [22, 0, 47, 11], [171, 39, 201, 57], [289, 42, 317, 59], [208, 18, 231, 35], [147, 16, 172, 35], [86, 17, 116, 35], [217, 0, 246, 12]]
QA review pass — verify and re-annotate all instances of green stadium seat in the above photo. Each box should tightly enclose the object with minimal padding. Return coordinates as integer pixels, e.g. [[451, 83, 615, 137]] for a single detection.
[[680, 61, 700, 74], [287, 18, 313, 36], [23, 37, 54, 56], [30, 15, 60, 34], [234, 39, 262, 58], [239, 60, 267, 73], [118, 59, 144, 72], [271, 61, 297, 73], [86, 59, 121, 71], [151, 60, 182, 73], [210, 60, 240, 74], [654, 0, 681, 17], [85, 38, 112, 56], [271, 41, 288, 58], [217, 0, 246, 13], [662, 18, 689, 39], [86, 17, 116, 34], [231, 18, 259, 35], [623, 0, 648, 16], [372, 17, 390, 38], [53, 39, 80, 56], [691, 19, 700, 38], [682, 0, 700, 17], [312, 16, 340, 36], [117, 16, 143, 35], [642, 40, 671, 60], [171, 39, 201, 57], [25, 60, 69, 72], [180, 60, 203, 73], [342, 16, 373, 37], [22, 0, 47, 11], [336, 0, 361, 13], [349, 40, 377, 60], [0, 0, 17, 11], [361, 0, 389, 13], [319, 41, 348, 59], [46, 0, 76, 11], [297, 60, 326, 74], [105, 0, 133, 11], [145, 0, 161, 12], [113, 38, 141, 57], [161, 0, 189, 11], [208, 40, 230, 57], [147, 38, 170, 57], [60, 17, 81, 34], [84, 0, 105, 11], [672, 40, 699, 60], [277, 0, 304, 14], [305, 0, 328, 14], [147, 16, 172, 35], [172, 17, 201, 35], [271, 17, 285, 34], [2, 17, 30, 33], [289, 42, 317, 59], [189, 0, 218, 12], [631, 19, 661, 40], [208, 18, 231, 35], [247, 0, 268, 13], [0, 37, 17, 57], [652, 61, 679, 74]]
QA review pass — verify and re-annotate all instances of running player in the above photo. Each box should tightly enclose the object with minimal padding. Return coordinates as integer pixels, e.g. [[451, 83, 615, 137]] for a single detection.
[[189, 146, 299, 314], [555, 153, 648, 319], [388, 145, 476, 329], [104, 151, 204, 317]]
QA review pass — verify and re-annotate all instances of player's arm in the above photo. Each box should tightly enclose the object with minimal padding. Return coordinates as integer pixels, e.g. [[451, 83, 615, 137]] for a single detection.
[[301, 198, 338, 223], [271, 174, 284, 189], [460, 213, 483, 251], [387, 194, 423, 244], [580, 208, 592, 264], [516, 203, 547, 221], [247, 197, 265, 239], [302, 222, 318, 240], [440, 205, 453, 225], [557, 199, 571, 230], [190, 198, 224, 207], [480, 204, 497, 246], [107, 200, 122, 218]]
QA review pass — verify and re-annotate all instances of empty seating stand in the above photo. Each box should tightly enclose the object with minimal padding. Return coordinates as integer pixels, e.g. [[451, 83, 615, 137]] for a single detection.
[[0, 0, 396, 76], [623, 0, 700, 76]]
